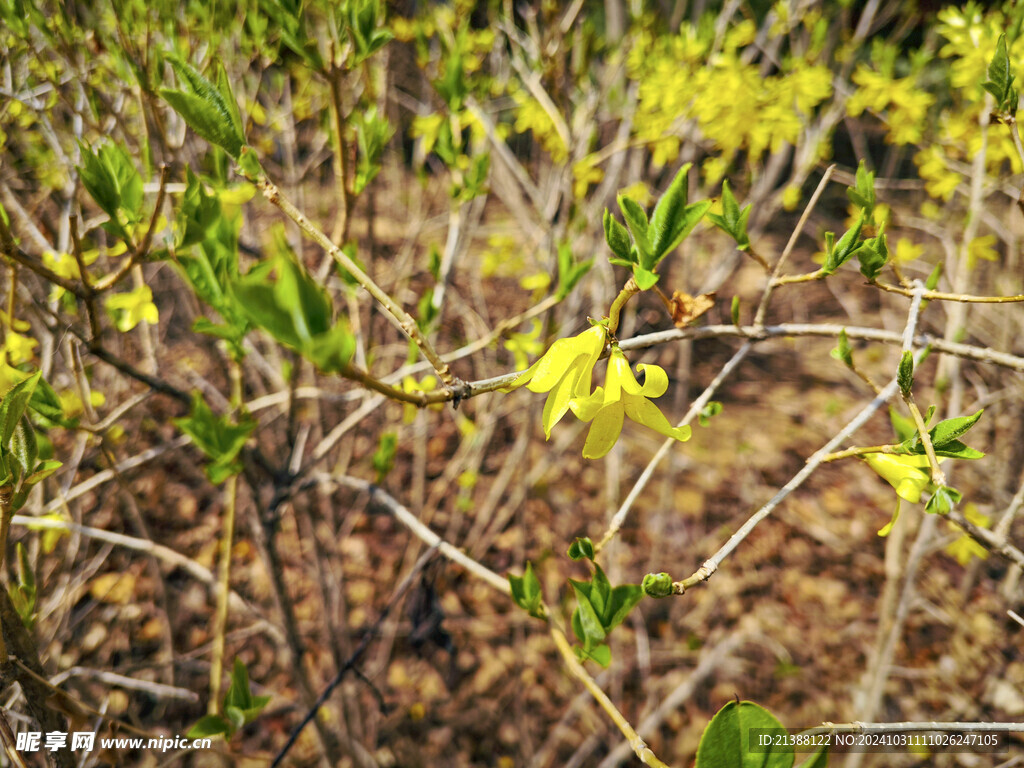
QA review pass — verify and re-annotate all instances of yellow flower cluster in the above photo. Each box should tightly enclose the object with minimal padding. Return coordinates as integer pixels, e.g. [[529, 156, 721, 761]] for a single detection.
[[627, 24, 832, 174], [504, 326, 690, 459]]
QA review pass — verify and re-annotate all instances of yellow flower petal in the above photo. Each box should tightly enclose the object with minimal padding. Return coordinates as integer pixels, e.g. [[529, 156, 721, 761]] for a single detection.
[[863, 453, 931, 503], [581, 403, 625, 459]]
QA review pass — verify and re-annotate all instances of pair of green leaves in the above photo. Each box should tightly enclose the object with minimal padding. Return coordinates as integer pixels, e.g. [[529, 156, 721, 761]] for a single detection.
[[343, 0, 394, 65], [556, 242, 592, 301], [707, 180, 751, 251], [604, 164, 712, 289], [567, 537, 643, 668], [696, 700, 827, 768], [0, 373, 63, 511], [188, 659, 271, 740], [78, 142, 144, 239], [175, 169, 250, 354], [509, 537, 645, 667], [231, 250, 355, 375], [892, 404, 985, 463], [174, 394, 255, 485], [160, 57, 261, 177]]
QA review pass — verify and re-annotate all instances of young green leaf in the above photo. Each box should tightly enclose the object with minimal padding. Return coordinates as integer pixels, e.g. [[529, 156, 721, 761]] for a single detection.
[[567, 537, 595, 561], [617, 196, 653, 266], [731, 295, 741, 326], [0, 371, 41, 448], [846, 160, 876, 220], [822, 216, 864, 275], [648, 164, 691, 257], [928, 409, 983, 448], [632, 265, 659, 290], [698, 401, 723, 427], [174, 392, 256, 484], [556, 242, 592, 300], [641, 572, 673, 598], [570, 582, 607, 647], [187, 714, 230, 739], [160, 56, 245, 159], [897, 351, 914, 396], [926, 485, 962, 515], [372, 432, 398, 482], [78, 141, 144, 233], [603, 209, 633, 265], [855, 228, 888, 280], [573, 643, 612, 667], [707, 180, 752, 249], [889, 407, 917, 443], [508, 562, 544, 619], [982, 34, 1018, 113], [830, 329, 853, 367]]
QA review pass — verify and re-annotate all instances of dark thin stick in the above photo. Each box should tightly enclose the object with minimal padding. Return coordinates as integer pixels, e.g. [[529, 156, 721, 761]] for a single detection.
[[269, 544, 441, 768]]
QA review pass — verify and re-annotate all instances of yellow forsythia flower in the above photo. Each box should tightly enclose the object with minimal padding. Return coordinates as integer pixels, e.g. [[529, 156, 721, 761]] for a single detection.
[[863, 452, 932, 504], [503, 325, 606, 439], [569, 346, 691, 459]]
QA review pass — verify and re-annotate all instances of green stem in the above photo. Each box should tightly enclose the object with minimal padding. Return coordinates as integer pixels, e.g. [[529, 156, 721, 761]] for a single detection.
[[208, 360, 243, 714], [607, 276, 640, 336], [903, 395, 946, 487]]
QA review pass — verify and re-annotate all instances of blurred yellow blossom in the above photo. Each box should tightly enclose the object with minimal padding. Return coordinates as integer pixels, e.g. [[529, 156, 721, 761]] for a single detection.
[[945, 504, 990, 565], [105, 284, 159, 332]]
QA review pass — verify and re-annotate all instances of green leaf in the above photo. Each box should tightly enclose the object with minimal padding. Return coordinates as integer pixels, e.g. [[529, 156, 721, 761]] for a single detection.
[[696, 700, 794, 768], [982, 34, 1018, 112], [10, 416, 38, 477], [173, 392, 256, 483], [78, 141, 144, 233], [855, 229, 888, 280], [160, 56, 245, 159], [897, 351, 914, 396], [372, 432, 397, 482], [617, 196, 652, 265], [632, 265, 659, 290], [557, 242, 592, 300], [28, 376, 66, 426], [176, 168, 222, 249], [649, 165, 710, 262], [707, 180, 751, 249], [929, 440, 984, 460], [574, 643, 612, 667], [225, 658, 255, 711], [570, 582, 607, 647], [846, 160, 875, 220], [928, 409, 983, 448], [926, 485, 962, 515], [0, 371, 41, 448], [605, 583, 644, 631], [23, 459, 62, 485], [796, 745, 829, 768], [509, 562, 544, 619], [925, 262, 942, 291], [830, 329, 853, 367], [187, 714, 230, 739], [731, 295, 741, 326], [889, 407, 917, 443], [231, 252, 353, 373], [567, 537, 595, 561], [822, 217, 864, 275], [699, 401, 723, 427]]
